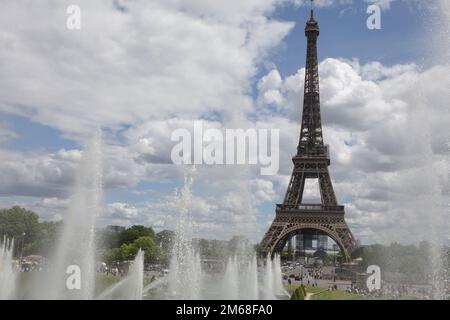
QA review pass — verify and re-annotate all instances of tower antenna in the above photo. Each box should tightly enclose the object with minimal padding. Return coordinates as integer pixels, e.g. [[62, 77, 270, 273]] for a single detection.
[[310, 0, 315, 19]]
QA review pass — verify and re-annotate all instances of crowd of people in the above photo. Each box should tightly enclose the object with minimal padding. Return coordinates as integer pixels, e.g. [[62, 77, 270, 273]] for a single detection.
[[307, 267, 324, 280]]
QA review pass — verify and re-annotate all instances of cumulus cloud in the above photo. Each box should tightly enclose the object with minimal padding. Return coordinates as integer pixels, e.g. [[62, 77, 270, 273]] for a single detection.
[[0, 149, 77, 198], [0, 0, 448, 245], [0, 0, 292, 240], [0, 0, 293, 141], [2, 58, 449, 244], [105, 202, 140, 224], [97, 184, 267, 240], [363, 0, 422, 11], [257, 58, 450, 244]]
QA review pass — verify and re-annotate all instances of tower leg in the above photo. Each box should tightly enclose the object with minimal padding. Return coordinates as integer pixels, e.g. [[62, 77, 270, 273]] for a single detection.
[[318, 170, 337, 206]]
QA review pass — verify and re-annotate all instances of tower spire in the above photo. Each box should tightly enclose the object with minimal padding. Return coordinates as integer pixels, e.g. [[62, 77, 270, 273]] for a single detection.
[[298, 1, 322, 155]]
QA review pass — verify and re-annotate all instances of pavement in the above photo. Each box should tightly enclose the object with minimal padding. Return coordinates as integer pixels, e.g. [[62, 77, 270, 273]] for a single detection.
[[282, 265, 352, 291]]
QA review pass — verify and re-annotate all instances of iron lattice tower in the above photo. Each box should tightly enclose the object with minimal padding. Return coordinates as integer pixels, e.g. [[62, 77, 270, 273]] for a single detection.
[[260, 7, 356, 260]]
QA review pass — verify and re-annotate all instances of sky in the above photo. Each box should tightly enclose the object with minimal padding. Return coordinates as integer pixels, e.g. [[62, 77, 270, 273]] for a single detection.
[[0, 0, 449, 245]]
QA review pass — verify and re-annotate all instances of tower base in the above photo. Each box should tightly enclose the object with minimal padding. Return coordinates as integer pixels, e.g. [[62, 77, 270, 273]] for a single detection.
[[261, 205, 356, 260]]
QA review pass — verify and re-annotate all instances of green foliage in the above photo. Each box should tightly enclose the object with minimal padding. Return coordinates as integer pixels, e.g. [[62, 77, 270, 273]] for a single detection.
[[156, 230, 175, 251], [0, 206, 60, 256], [301, 284, 306, 297], [118, 225, 155, 246], [133, 236, 161, 263], [311, 290, 359, 300], [23, 221, 61, 256], [0, 207, 167, 265], [120, 242, 136, 259], [304, 285, 323, 294], [102, 247, 124, 265], [310, 289, 388, 300], [105, 236, 161, 264], [155, 230, 175, 266], [99, 226, 166, 265], [97, 228, 121, 249], [0, 206, 39, 241], [355, 242, 431, 277], [291, 286, 306, 300]]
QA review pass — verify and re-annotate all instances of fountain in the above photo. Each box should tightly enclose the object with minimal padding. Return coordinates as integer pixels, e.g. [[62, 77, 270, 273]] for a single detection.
[[167, 170, 203, 299], [219, 253, 287, 300], [272, 254, 285, 296], [97, 249, 144, 300], [401, 1, 450, 298], [222, 257, 239, 299], [242, 255, 259, 299], [427, 0, 450, 300], [125, 249, 145, 300], [29, 130, 103, 299], [262, 255, 274, 300], [5, 143, 284, 301], [0, 237, 16, 300], [148, 168, 287, 300]]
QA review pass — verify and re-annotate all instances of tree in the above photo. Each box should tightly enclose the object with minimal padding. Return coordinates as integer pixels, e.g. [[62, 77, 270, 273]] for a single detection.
[[133, 236, 161, 263], [0, 206, 41, 256], [156, 230, 175, 265], [118, 225, 155, 246], [23, 221, 61, 256], [356, 242, 432, 281], [291, 285, 306, 300], [120, 243, 137, 260], [97, 228, 121, 249], [119, 236, 161, 264], [156, 230, 175, 252], [198, 238, 211, 257], [103, 247, 124, 265]]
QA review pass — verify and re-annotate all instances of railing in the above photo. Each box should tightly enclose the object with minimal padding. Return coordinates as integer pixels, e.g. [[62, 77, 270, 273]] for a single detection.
[[276, 203, 344, 212], [296, 144, 330, 159], [298, 204, 324, 210]]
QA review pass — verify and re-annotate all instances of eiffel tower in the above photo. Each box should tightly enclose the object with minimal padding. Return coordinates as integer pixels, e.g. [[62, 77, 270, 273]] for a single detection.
[[261, 5, 357, 260]]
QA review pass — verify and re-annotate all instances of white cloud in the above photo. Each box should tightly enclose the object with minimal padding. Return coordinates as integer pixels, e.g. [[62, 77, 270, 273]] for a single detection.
[[250, 179, 277, 203], [364, 0, 395, 10], [97, 187, 263, 240], [0, 149, 77, 197], [363, 0, 421, 11], [0, 0, 293, 141], [2, 54, 449, 244], [257, 58, 450, 244], [105, 202, 139, 225], [292, 0, 354, 8], [0, 1, 448, 246], [31, 197, 70, 221]]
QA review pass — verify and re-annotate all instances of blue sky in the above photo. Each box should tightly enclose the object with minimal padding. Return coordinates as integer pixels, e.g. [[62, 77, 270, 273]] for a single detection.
[[272, 1, 428, 76], [0, 0, 449, 244]]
